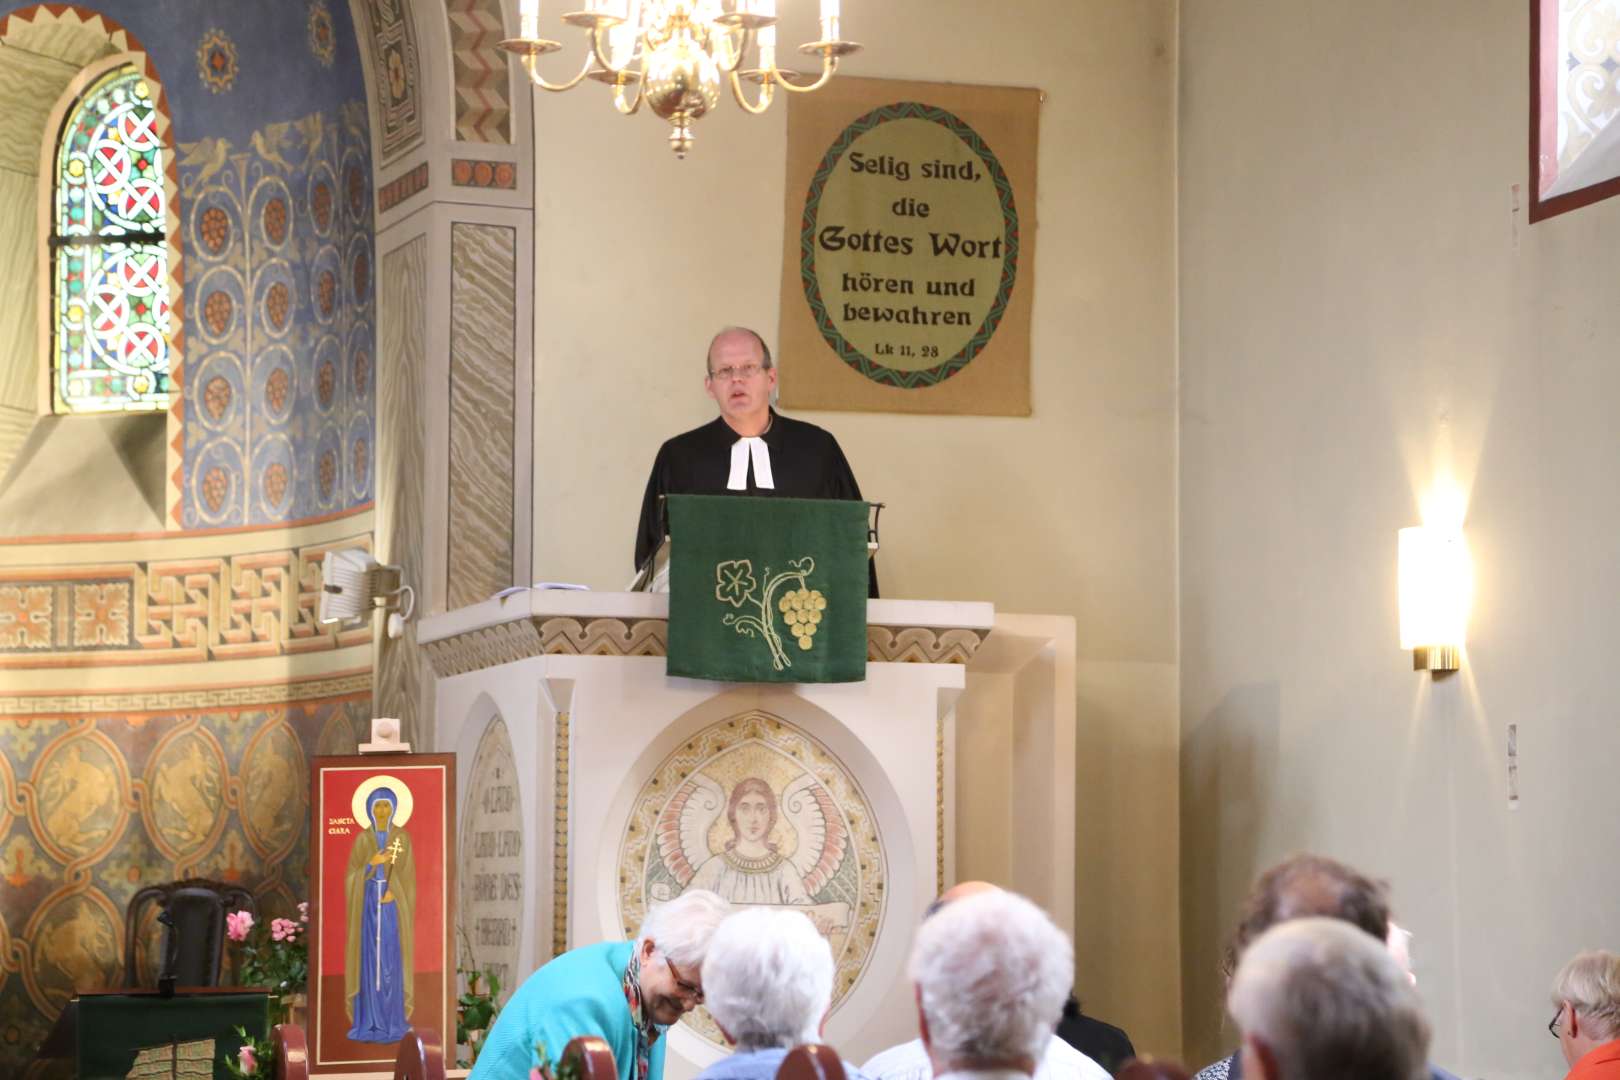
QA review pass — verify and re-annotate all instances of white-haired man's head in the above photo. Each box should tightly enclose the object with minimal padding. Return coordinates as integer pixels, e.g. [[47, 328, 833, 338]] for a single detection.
[[1228, 917, 1430, 1080], [908, 890, 1074, 1075], [703, 907, 834, 1051], [1550, 949, 1620, 1067], [633, 889, 731, 1026]]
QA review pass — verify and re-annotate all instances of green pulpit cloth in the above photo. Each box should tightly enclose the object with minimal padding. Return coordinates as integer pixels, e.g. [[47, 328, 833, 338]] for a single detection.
[[74, 990, 269, 1079], [667, 494, 869, 683]]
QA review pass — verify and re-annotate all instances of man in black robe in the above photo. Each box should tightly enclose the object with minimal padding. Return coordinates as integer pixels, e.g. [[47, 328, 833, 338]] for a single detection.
[[634, 326, 877, 595]]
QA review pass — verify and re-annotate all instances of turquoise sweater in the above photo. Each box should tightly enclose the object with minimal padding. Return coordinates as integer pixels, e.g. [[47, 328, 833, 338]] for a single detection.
[[470, 941, 667, 1080]]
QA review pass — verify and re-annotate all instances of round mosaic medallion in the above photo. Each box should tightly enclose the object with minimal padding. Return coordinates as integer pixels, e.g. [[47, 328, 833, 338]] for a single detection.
[[347, 164, 365, 217], [262, 461, 289, 508], [351, 250, 369, 302], [311, 180, 333, 231], [618, 710, 886, 1048], [241, 721, 307, 857], [199, 206, 230, 254], [144, 727, 227, 860], [30, 890, 121, 1010], [317, 269, 336, 317], [264, 366, 290, 414], [353, 438, 369, 487], [352, 348, 371, 397], [203, 375, 232, 420], [262, 196, 288, 244], [201, 465, 230, 514], [204, 289, 233, 335], [264, 282, 290, 330], [318, 449, 337, 500], [317, 361, 336, 408], [32, 734, 129, 863]]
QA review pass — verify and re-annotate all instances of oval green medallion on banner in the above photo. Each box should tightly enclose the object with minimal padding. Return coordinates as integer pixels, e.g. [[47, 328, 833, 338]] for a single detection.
[[801, 102, 1018, 388]]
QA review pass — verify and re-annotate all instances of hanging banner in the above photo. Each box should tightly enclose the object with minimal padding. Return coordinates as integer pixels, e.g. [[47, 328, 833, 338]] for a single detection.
[[778, 77, 1040, 416]]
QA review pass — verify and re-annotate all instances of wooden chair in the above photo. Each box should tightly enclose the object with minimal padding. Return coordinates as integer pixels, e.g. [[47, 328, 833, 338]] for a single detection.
[[775, 1044, 847, 1080], [563, 1035, 619, 1080], [394, 1027, 447, 1080], [272, 1023, 308, 1080], [1116, 1058, 1191, 1080], [123, 878, 256, 987]]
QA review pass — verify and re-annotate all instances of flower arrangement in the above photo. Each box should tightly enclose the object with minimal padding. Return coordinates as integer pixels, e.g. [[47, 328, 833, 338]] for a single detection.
[[455, 963, 503, 1067], [222, 1026, 275, 1079], [226, 902, 310, 1024]]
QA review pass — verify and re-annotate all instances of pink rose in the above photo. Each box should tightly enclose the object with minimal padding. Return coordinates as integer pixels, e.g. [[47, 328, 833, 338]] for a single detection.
[[530, 1070, 544, 1080], [225, 910, 254, 943], [238, 1044, 257, 1072], [298, 901, 309, 923]]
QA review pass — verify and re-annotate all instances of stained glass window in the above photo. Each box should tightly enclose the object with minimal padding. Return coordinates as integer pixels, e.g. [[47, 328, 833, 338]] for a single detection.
[[51, 66, 171, 413]]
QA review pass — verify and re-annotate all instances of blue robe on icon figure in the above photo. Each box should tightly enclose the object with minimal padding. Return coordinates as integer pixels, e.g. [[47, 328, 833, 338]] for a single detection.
[[346, 786, 416, 1042]]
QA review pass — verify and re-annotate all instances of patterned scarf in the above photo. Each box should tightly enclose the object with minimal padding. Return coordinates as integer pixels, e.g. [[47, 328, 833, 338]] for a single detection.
[[622, 946, 661, 1080]]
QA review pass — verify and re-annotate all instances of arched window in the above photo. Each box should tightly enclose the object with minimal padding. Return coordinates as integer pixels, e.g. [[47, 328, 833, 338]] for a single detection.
[[51, 65, 170, 414]]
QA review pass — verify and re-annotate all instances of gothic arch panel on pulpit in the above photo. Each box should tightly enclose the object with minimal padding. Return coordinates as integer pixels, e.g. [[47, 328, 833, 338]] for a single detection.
[[615, 708, 889, 1048]]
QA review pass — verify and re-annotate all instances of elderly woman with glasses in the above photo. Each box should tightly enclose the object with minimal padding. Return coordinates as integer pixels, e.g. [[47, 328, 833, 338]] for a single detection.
[[695, 907, 869, 1080], [472, 889, 731, 1080], [1550, 950, 1620, 1079]]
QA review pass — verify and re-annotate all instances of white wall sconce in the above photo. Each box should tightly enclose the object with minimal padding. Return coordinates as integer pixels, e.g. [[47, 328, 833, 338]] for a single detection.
[[1398, 525, 1471, 673]]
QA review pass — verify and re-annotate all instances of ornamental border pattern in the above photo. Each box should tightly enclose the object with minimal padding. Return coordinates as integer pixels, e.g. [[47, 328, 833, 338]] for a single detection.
[[420, 617, 987, 677], [551, 709, 570, 961], [0, 671, 372, 717], [0, 533, 372, 667]]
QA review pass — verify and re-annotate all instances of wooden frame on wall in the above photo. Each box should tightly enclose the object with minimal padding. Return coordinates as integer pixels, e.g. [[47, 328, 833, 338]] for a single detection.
[[307, 753, 456, 1075], [1529, 0, 1620, 221]]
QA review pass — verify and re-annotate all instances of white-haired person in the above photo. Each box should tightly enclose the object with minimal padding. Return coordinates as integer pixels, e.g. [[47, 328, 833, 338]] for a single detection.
[[903, 888, 1088, 1080], [1226, 917, 1430, 1080], [696, 907, 870, 1080], [1549, 950, 1620, 1079], [864, 883, 1109, 1080], [472, 890, 731, 1080]]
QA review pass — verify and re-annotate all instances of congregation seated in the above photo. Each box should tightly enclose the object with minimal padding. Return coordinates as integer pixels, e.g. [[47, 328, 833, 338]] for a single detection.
[[1226, 917, 1430, 1080], [1550, 950, 1620, 1079], [1191, 853, 1457, 1080], [903, 888, 1078, 1080], [864, 882, 1109, 1080], [695, 906, 868, 1080]]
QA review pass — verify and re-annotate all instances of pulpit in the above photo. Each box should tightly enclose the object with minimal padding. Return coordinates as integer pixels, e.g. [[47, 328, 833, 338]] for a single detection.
[[420, 591, 1074, 1080]]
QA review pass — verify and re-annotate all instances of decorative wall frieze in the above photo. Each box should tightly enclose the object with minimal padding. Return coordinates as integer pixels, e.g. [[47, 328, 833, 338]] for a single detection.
[[0, 533, 373, 668], [421, 615, 988, 677], [0, 670, 372, 717], [378, 161, 430, 212]]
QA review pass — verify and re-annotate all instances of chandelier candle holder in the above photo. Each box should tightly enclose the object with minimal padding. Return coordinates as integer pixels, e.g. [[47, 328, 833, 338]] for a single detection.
[[501, 0, 860, 157]]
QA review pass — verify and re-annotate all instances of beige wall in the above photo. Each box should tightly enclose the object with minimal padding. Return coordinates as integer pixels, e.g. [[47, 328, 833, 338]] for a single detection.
[[1179, 1, 1620, 1075], [529, 0, 1182, 1057]]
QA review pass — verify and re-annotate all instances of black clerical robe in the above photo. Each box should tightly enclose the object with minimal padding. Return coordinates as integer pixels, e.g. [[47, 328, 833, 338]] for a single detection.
[[635, 411, 878, 596]]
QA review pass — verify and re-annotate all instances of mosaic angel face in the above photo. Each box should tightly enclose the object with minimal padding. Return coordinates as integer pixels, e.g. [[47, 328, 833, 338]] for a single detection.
[[728, 777, 776, 847]]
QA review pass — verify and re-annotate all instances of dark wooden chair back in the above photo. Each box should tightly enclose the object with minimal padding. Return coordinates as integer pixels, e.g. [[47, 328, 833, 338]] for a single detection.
[[123, 878, 256, 987], [1116, 1058, 1191, 1080], [393, 1027, 446, 1080], [563, 1035, 619, 1080], [272, 1023, 308, 1080], [775, 1044, 847, 1080]]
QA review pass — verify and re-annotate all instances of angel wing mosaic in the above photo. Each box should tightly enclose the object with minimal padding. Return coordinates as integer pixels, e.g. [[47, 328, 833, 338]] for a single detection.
[[617, 711, 886, 1046]]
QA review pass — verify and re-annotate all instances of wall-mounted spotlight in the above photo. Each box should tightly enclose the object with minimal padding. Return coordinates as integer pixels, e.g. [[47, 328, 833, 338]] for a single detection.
[[319, 549, 415, 640], [1398, 525, 1471, 674]]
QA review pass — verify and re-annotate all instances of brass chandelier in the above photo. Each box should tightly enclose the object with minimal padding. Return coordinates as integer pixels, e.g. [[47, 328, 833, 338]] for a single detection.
[[502, 1, 860, 157]]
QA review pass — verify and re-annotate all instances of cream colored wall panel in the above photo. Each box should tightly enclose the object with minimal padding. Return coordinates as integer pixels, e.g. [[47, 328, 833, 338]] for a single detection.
[[0, 169, 41, 410], [1179, 1, 1620, 1076]]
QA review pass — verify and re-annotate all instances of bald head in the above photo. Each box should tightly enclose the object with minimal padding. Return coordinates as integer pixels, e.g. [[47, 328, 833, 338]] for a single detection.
[[703, 326, 777, 435], [925, 880, 1000, 920]]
